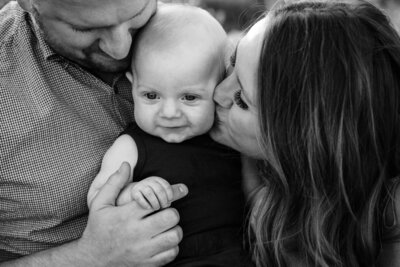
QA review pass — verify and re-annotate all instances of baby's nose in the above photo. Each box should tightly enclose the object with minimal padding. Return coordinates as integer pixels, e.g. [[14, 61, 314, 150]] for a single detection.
[[161, 100, 181, 118]]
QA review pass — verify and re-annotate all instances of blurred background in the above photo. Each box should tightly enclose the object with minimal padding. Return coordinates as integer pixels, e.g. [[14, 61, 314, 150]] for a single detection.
[[159, 0, 400, 36], [1, 0, 399, 35]]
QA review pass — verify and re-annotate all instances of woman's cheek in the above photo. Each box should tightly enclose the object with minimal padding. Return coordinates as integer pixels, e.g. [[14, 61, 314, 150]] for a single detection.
[[228, 109, 242, 136]]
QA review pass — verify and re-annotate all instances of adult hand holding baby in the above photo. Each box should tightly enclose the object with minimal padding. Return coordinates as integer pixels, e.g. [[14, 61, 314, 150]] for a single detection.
[[84, 162, 188, 266]]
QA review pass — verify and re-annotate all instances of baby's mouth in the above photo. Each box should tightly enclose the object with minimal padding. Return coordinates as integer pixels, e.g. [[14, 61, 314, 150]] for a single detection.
[[160, 125, 186, 129]]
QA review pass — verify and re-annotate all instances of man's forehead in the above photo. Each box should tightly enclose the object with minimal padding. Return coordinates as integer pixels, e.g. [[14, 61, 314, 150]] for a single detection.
[[37, 0, 155, 27], [39, 0, 150, 8]]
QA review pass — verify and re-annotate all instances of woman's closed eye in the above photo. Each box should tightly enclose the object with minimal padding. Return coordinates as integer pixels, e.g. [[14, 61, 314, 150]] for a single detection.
[[234, 90, 248, 110]]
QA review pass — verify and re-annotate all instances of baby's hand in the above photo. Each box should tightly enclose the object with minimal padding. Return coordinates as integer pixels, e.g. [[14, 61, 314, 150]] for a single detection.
[[130, 177, 174, 210]]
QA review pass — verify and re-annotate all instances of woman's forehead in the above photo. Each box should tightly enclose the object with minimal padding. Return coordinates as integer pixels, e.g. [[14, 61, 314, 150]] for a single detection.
[[234, 16, 270, 107], [246, 17, 269, 42], [238, 16, 269, 60]]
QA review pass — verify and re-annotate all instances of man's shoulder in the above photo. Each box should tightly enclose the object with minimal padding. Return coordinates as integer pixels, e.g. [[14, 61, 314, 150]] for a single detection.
[[0, 2, 41, 82], [0, 2, 27, 49]]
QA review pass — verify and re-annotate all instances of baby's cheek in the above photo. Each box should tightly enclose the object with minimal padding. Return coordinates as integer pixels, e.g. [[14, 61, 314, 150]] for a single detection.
[[196, 111, 215, 134], [134, 107, 151, 129]]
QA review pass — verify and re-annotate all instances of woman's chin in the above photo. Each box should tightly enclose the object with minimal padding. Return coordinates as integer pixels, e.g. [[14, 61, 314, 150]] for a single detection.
[[209, 128, 221, 143], [210, 127, 235, 150]]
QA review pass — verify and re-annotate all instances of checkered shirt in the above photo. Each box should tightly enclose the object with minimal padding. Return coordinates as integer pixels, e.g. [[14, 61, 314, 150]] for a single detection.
[[0, 2, 135, 261]]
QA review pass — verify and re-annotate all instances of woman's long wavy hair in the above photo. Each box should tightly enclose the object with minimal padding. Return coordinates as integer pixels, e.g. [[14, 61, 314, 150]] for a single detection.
[[251, 0, 400, 266]]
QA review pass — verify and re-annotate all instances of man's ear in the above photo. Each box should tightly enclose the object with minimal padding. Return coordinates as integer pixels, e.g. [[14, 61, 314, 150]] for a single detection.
[[17, 0, 34, 12]]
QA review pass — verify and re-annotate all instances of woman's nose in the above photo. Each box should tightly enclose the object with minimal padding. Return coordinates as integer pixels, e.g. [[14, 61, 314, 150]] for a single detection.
[[214, 77, 234, 108], [99, 24, 132, 60]]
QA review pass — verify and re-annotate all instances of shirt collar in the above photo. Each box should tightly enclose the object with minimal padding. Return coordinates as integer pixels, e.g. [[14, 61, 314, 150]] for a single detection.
[[28, 13, 59, 61]]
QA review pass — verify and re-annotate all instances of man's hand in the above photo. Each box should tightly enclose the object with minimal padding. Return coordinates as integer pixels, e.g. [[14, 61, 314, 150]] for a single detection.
[[0, 162, 188, 267], [82, 162, 188, 266]]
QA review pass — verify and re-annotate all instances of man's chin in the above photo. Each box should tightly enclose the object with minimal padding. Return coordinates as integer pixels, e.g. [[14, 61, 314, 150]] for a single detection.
[[78, 53, 130, 73], [87, 59, 129, 73]]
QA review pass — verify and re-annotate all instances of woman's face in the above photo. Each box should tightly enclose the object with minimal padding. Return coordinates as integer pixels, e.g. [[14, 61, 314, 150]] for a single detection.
[[210, 18, 267, 159]]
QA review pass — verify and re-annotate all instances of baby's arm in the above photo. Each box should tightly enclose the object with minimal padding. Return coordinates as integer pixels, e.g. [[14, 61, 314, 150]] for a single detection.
[[87, 134, 139, 207]]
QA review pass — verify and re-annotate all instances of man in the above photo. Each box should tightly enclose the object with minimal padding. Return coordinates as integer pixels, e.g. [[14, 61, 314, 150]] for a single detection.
[[0, 0, 188, 265]]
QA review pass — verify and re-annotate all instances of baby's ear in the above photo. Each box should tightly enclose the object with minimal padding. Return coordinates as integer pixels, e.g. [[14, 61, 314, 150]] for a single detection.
[[125, 71, 133, 84]]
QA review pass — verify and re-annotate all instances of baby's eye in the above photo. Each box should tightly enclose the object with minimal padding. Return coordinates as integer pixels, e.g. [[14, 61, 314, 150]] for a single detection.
[[182, 95, 198, 102], [233, 90, 248, 110], [144, 92, 159, 100]]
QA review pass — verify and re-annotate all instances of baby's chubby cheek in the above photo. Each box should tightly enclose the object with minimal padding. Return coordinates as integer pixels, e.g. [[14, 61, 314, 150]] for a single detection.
[[133, 108, 154, 133], [194, 110, 215, 135]]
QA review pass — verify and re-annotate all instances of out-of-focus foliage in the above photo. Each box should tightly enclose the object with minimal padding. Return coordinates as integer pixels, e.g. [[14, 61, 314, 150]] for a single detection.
[[162, 0, 400, 33], [161, 0, 266, 32], [375, 0, 400, 32]]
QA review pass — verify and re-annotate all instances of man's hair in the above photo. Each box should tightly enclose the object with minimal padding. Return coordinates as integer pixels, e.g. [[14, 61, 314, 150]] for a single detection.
[[251, 0, 400, 266]]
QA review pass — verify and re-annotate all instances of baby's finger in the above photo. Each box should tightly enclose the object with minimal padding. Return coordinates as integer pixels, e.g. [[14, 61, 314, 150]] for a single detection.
[[142, 187, 161, 210], [170, 184, 188, 203], [132, 190, 152, 209], [153, 178, 174, 202], [151, 183, 169, 209]]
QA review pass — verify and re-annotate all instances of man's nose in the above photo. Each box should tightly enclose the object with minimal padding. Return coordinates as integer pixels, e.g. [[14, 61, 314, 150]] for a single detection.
[[99, 24, 132, 60], [160, 100, 181, 119], [214, 76, 234, 108]]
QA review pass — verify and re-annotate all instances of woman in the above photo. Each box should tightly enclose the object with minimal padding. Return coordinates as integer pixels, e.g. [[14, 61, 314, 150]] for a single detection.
[[210, 0, 400, 266]]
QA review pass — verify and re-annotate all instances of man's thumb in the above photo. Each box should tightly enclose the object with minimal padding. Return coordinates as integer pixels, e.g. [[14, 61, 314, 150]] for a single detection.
[[90, 162, 131, 210]]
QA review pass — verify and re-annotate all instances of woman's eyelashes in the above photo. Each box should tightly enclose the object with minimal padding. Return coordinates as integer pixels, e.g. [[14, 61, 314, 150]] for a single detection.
[[234, 90, 249, 110]]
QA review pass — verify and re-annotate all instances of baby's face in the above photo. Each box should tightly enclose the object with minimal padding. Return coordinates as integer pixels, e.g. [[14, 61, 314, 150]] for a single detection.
[[131, 49, 220, 143]]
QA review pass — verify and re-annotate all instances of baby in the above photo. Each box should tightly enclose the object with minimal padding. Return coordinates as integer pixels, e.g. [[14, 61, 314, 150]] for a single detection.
[[90, 4, 253, 266]]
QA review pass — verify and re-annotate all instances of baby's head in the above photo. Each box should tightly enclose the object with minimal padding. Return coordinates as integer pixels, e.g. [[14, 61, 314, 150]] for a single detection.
[[127, 4, 228, 143]]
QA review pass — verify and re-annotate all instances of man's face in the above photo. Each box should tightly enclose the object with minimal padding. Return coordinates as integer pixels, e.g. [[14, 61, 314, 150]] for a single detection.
[[30, 0, 157, 73]]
